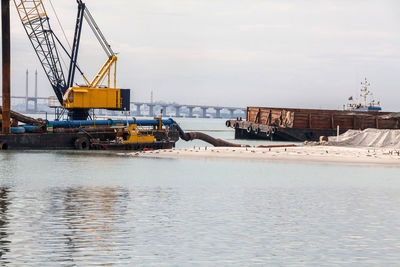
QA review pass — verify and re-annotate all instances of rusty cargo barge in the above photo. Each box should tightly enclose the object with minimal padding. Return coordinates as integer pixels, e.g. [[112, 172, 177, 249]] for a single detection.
[[226, 106, 400, 142]]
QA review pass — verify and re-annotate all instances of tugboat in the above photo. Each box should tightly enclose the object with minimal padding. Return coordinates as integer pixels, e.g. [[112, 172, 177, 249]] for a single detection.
[[346, 78, 382, 112]]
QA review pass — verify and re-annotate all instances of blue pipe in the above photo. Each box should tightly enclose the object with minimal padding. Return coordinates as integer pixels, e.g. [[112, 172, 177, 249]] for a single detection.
[[11, 127, 25, 134], [10, 126, 42, 133], [22, 125, 42, 133], [47, 118, 177, 128]]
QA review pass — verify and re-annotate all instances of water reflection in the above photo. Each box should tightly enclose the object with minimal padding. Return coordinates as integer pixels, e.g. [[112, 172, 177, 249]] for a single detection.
[[52, 186, 130, 265], [0, 153, 17, 183], [0, 187, 10, 262], [0, 186, 131, 266]]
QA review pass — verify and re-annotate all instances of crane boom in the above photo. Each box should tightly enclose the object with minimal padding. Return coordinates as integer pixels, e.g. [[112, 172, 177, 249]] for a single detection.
[[83, 7, 115, 57], [67, 0, 85, 89], [13, 0, 67, 103]]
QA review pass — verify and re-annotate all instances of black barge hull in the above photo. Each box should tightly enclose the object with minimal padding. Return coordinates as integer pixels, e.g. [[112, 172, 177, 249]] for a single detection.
[[234, 126, 347, 142], [0, 131, 178, 151], [0, 132, 115, 150]]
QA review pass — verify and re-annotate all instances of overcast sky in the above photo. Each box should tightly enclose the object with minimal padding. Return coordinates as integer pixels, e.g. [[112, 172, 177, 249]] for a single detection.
[[2, 0, 400, 110]]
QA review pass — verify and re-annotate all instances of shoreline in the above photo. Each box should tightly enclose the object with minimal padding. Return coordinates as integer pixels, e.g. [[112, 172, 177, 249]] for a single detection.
[[129, 146, 400, 167]]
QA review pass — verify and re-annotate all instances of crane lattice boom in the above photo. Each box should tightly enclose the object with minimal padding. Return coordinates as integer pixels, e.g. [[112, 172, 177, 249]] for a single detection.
[[14, 0, 67, 103]]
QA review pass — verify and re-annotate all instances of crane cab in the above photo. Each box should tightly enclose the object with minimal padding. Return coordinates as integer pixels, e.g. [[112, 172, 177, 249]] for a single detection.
[[63, 87, 130, 111]]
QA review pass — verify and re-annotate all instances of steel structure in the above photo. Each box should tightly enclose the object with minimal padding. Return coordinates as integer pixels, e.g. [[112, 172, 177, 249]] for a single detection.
[[13, 0, 67, 104], [13, 0, 128, 120], [1, 0, 11, 134]]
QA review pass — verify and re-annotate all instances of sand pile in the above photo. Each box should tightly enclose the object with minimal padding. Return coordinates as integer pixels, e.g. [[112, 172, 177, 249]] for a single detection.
[[327, 128, 400, 148]]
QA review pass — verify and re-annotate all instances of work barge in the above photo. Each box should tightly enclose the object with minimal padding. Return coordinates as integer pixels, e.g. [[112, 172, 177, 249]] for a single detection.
[[0, 0, 183, 151], [226, 106, 400, 142], [0, 106, 245, 150], [1, 0, 234, 151], [0, 109, 181, 150]]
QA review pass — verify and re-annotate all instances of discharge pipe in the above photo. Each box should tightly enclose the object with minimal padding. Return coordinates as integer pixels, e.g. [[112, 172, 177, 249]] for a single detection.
[[48, 118, 245, 147], [170, 120, 246, 147]]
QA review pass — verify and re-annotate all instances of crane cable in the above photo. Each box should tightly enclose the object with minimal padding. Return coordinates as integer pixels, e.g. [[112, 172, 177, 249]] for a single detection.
[[48, 0, 72, 50], [47, 0, 88, 85], [46, 0, 70, 73]]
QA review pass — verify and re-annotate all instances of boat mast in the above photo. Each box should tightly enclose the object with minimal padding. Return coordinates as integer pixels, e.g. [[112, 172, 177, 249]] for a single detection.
[[360, 78, 371, 107]]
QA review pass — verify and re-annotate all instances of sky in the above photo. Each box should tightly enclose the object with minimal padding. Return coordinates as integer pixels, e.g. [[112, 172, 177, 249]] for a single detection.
[[2, 0, 400, 111]]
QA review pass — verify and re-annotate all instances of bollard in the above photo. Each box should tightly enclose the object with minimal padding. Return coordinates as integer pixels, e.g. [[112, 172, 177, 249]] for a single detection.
[[336, 125, 339, 142]]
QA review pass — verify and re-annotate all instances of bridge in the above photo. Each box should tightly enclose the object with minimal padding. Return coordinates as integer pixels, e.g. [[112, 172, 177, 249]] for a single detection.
[[132, 102, 245, 118], [1, 95, 246, 119]]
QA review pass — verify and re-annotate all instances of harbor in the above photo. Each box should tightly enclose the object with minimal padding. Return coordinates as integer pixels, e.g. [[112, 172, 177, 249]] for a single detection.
[[1, 0, 400, 266]]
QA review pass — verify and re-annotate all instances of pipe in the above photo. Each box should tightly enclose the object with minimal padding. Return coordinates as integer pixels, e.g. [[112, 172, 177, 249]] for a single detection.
[[1, 0, 11, 134], [257, 144, 296, 148], [48, 118, 176, 128], [21, 125, 43, 133], [186, 132, 245, 147], [11, 127, 25, 134], [171, 120, 246, 147], [35, 70, 38, 112], [53, 127, 115, 133], [0, 107, 45, 126], [25, 69, 28, 112]]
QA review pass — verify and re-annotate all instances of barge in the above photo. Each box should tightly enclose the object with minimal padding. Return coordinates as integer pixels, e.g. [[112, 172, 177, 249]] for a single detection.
[[0, 115, 180, 150], [226, 79, 399, 142], [227, 107, 400, 141]]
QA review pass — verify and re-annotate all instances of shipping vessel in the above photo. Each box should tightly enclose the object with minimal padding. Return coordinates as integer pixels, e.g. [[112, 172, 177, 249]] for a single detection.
[[226, 79, 400, 141]]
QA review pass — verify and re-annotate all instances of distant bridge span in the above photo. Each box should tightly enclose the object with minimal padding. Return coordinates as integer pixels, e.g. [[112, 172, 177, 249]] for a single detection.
[[132, 102, 246, 118], [1, 96, 246, 119]]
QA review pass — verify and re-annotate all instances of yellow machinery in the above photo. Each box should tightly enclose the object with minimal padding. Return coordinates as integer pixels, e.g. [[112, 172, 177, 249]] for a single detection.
[[116, 124, 155, 144], [62, 54, 127, 110], [63, 87, 120, 109]]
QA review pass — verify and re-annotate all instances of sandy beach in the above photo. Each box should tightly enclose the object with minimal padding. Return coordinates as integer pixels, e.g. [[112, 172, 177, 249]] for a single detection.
[[129, 145, 400, 167]]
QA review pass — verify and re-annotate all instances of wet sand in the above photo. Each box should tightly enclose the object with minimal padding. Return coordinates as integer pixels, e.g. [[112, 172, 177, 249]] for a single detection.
[[129, 146, 400, 167]]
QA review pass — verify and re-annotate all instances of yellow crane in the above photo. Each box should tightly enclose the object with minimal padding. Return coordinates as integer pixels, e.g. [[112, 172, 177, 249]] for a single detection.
[[13, 0, 130, 120]]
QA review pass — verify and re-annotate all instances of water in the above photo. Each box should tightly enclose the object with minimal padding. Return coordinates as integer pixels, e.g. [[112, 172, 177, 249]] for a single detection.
[[1, 118, 400, 266]]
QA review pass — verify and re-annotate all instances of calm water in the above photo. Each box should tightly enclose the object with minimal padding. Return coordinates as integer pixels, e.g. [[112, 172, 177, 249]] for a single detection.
[[0, 118, 400, 266]]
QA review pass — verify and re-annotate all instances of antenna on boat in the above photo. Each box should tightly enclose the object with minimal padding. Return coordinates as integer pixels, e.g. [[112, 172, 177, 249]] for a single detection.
[[360, 77, 371, 107]]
